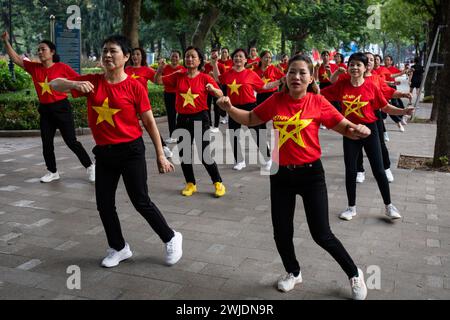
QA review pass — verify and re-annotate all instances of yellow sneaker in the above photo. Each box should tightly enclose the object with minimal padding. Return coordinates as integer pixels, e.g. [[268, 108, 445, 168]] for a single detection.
[[181, 183, 197, 196], [214, 182, 226, 197]]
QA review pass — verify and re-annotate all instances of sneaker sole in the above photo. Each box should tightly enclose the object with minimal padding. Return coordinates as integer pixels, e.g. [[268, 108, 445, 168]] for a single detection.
[[40, 178, 60, 183], [101, 252, 133, 268]]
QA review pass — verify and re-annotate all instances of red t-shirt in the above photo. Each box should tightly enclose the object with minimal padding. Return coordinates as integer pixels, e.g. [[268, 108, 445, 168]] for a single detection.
[[321, 79, 388, 124], [385, 66, 401, 82], [23, 60, 79, 104], [71, 74, 151, 145], [373, 66, 390, 82], [318, 63, 338, 84], [278, 62, 288, 74], [246, 57, 260, 70], [253, 92, 344, 166], [253, 65, 285, 93], [163, 72, 220, 114], [162, 64, 186, 93], [125, 66, 156, 91], [218, 59, 233, 72], [203, 61, 225, 76], [219, 69, 265, 105]]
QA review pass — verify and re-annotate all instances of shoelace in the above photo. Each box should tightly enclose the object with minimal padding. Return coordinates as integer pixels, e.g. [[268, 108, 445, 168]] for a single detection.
[[166, 239, 175, 253], [351, 276, 361, 289], [106, 248, 117, 259], [282, 273, 295, 282]]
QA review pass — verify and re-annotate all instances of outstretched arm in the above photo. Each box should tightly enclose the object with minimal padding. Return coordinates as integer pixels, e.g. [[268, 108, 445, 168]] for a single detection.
[[49, 78, 94, 93], [332, 118, 371, 140], [1, 31, 24, 68]]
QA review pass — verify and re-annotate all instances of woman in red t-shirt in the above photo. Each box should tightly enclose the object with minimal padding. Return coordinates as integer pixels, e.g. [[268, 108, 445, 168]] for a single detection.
[[1, 31, 94, 183], [155, 46, 226, 198], [161, 50, 186, 143], [253, 50, 286, 104], [245, 46, 260, 70], [212, 48, 282, 171], [321, 52, 414, 221], [314, 50, 338, 90], [125, 47, 173, 159], [203, 48, 226, 131], [49, 35, 182, 269], [217, 54, 370, 300], [277, 54, 289, 74]]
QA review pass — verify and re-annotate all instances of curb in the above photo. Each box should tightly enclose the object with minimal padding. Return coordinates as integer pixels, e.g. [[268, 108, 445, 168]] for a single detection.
[[0, 116, 168, 137]]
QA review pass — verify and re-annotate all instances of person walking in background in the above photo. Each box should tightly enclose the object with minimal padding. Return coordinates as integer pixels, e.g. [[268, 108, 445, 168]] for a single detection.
[[1, 31, 95, 183], [125, 47, 173, 158]]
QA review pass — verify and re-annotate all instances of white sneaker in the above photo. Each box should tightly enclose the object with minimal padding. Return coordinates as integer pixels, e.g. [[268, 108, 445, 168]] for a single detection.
[[220, 116, 228, 124], [339, 207, 357, 221], [261, 159, 272, 171], [350, 268, 367, 300], [87, 164, 95, 182], [233, 161, 246, 171], [384, 132, 390, 142], [163, 146, 173, 158], [397, 122, 405, 132], [101, 243, 133, 268], [40, 171, 60, 183], [400, 116, 408, 125], [385, 168, 394, 183], [320, 124, 327, 130], [356, 171, 365, 183], [277, 272, 303, 292], [165, 231, 183, 266], [165, 138, 178, 144], [385, 204, 402, 219], [210, 127, 220, 133]]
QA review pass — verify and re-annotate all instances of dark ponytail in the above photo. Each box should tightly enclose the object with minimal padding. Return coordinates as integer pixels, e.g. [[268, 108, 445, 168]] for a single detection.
[[39, 40, 60, 62]]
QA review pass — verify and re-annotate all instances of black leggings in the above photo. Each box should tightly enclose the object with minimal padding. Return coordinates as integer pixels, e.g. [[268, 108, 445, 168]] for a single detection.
[[176, 111, 222, 184], [163, 92, 177, 136], [357, 112, 390, 172], [270, 161, 358, 279], [38, 99, 92, 173], [228, 102, 270, 163], [93, 137, 174, 251], [344, 122, 391, 207], [388, 85, 404, 123], [207, 94, 225, 128]]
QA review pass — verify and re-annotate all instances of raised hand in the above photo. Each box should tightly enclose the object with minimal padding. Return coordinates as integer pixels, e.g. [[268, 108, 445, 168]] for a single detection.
[[216, 96, 232, 111]]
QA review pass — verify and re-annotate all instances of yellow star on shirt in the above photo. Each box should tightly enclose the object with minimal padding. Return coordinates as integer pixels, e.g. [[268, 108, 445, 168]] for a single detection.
[[131, 73, 140, 79], [321, 71, 329, 81], [38, 77, 53, 96], [262, 77, 271, 85], [227, 79, 242, 96], [343, 95, 369, 118], [273, 110, 313, 149], [92, 98, 121, 127], [180, 88, 199, 108]]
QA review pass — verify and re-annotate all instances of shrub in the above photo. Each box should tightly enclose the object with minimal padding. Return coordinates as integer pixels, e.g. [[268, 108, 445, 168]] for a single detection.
[[0, 60, 32, 93], [0, 86, 166, 130]]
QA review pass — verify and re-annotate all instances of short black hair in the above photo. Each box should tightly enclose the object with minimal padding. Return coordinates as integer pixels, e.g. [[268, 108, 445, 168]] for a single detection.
[[184, 46, 205, 71], [348, 52, 368, 67], [102, 35, 132, 56], [231, 48, 248, 59], [39, 40, 60, 62]]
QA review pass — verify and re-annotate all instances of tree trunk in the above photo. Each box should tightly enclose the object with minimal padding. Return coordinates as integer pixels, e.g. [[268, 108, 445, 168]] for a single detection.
[[121, 0, 141, 48], [191, 6, 220, 50], [433, 1, 450, 166], [281, 29, 286, 54], [178, 32, 187, 54]]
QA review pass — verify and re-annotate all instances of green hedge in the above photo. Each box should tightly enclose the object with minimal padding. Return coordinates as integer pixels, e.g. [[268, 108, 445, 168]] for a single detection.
[[0, 86, 166, 130], [0, 60, 33, 93]]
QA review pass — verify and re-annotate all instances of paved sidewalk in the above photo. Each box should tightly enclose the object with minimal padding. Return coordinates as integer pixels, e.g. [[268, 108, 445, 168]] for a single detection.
[[0, 96, 449, 300]]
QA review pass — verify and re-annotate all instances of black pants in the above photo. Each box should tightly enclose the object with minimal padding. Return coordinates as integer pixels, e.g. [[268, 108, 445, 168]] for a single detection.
[[207, 95, 225, 128], [164, 92, 177, 136], [344, 122, 391, 207], [93, 137, 174, 251], [357, 113, 391, 172], [270, 161, 358, 279], [176, 111, 222, 184], [228, 102, 270, 163], [38, 99, 92, 173], [388, 85, 404, 123]]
